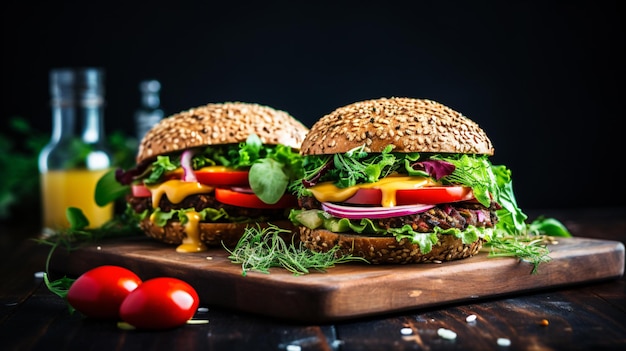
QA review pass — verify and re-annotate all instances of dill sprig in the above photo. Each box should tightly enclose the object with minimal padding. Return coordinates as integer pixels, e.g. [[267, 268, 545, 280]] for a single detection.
[[34, 207, 142, 251], [484, 234, 554, 274], [224, 224, 368, 276], [34, 207, 142, 304]]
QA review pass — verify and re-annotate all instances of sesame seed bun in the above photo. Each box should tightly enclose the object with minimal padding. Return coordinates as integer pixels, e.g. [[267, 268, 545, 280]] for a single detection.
[[137, 102, 310, 163], [300, 97, 494, 156], [300, 227, 484, 264], [296, 97, 493, 264], [129, 101, 308, 249]]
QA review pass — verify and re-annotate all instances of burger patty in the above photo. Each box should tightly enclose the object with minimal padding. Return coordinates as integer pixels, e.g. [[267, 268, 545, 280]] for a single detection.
[[127, 194, 289, 222], [298, 196, 498, 233]]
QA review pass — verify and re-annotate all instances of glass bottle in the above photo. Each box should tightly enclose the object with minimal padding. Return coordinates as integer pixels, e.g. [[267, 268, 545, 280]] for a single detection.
[[38, 68, 113, 233], [134, 79, 164, 140]]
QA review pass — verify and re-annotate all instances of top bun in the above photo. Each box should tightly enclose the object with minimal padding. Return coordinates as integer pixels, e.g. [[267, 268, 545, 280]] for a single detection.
[[300, 97, 494, 156], [137, 102, 310, 163]]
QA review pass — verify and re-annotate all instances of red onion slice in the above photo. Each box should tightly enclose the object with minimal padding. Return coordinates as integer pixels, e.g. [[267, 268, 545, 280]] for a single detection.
[[321, 202, 435, 219], [181, 150, 197, 182], [230, 186, 254, 194], [476, 210, 485, 223]]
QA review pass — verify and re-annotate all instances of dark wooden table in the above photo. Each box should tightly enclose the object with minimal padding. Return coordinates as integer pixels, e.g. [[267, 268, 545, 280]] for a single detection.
[[2, 207, 625, 351]]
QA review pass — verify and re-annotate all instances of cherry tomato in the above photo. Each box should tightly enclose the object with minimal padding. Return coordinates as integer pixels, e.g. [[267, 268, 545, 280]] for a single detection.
[[66, 265, 142, 320], [119, 277, 199, 330], [343, 186, 474, 205], [215, 187, 298, 209]]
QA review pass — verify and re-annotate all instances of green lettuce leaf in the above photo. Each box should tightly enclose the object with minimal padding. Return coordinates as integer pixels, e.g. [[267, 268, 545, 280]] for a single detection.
[[289, 209, 493, 254], [144, 156, 179, 185], [150, 205, 269, 228]]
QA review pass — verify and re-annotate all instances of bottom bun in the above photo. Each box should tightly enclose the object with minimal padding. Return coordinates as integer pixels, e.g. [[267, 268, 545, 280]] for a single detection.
[[300, 227, 484, 264], [140, 218, 297, 248]]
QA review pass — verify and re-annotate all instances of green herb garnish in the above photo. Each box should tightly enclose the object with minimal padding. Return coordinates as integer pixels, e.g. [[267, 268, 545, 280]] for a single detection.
[[248, 137, 303, 204], [116, 134, 304, 206], [289, 145, 572, 273], [485, 235, 553, 274], [224, 224, 368, 276], [35, 207, 142, 306]]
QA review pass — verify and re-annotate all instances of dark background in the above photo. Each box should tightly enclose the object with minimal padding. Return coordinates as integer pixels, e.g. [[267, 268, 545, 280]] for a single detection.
[[2, 1, 624, 211]]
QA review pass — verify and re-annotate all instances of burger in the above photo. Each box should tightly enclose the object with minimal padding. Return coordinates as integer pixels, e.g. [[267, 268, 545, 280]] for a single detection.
[[288, 97, 527, 264], [115, 102, 309, 252]]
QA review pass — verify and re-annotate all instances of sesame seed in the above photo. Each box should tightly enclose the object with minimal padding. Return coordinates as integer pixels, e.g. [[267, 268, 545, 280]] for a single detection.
[[400, 328, 413, 335], [497, 338, 511, 347], [137, 102, 309, 163], [437, 328, 457, 340]]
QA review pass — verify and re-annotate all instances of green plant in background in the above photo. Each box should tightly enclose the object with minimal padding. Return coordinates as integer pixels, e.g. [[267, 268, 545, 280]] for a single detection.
[[0, 116, 138, 222], [0, 117, 48, 220]]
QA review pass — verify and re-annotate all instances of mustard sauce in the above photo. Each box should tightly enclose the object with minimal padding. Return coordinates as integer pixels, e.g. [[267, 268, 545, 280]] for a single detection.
[[145, 170, 218, 253], [176, 210, 208, 253], [147, 179, 214, 208], [308, 176, 440, 207], [196, 165, 232, 172], [166, 165, 234, 175]]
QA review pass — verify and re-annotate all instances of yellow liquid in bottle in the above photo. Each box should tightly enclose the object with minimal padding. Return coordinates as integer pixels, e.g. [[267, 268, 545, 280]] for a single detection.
[[40, 169, 113, 231]]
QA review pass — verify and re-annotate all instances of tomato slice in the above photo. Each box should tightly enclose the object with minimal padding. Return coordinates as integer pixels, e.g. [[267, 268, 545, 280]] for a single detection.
[[164, 168, 249, 186], [342, 188, 382, 205], [194, 170, 249, 186], [396, 186, 473, 204], [132, 169, 250, 197], [343, 186, 473, 205], [215, 188, 297, 209], [132, 184, 152, 197]]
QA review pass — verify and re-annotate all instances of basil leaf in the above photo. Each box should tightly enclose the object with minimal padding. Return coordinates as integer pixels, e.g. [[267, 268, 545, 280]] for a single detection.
[[528, 217, 572, 237], [66, 207, 89, 230], [249, 158, 289, 204], [95, 169, 129, 206]]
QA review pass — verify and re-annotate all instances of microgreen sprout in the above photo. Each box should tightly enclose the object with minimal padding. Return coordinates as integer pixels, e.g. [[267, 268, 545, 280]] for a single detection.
[[484, 234, 553, 274], [290, 146, 572, 273], [224, 224, 368, 276]]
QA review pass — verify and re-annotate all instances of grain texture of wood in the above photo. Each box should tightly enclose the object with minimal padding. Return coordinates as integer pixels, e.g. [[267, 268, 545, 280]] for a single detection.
[[3, 207, 625, 350], [48, 236, 625, 323]]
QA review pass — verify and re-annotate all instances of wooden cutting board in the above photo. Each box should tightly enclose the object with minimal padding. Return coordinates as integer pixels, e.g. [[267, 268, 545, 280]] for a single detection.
[[49, 236, 625, 323]]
